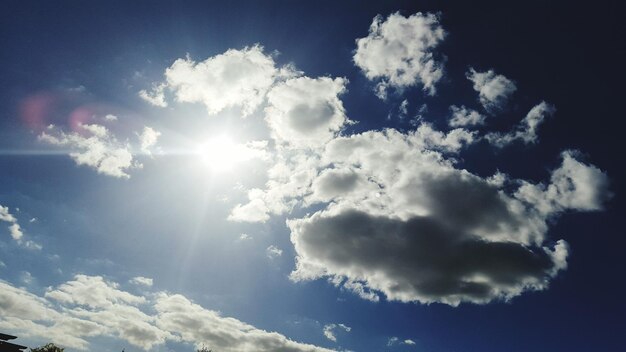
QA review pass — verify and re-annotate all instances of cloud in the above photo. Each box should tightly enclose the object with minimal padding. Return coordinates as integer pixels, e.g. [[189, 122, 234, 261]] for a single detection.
[[8, 223, 24, 241], [129, 276, 154, 287], [322, 323, 351, 342], [230, 115, 606, 305], [45, 275, 147, 309], [399, 99, 409, 117], [387, 337, 399, 347], [353, 12, 446, 99], [309, 168, 371, 204], [267, 245, 283, 259], [155, 293, 332, 352], [411, 123, 476, 153], [230, 124, 475, 224], [139, 83, 168, 107], [467, 68, 517, 111], [285, 131, 607, 305], [39, 124, 138, 178], [0, 275, 333, 351], [229, 196, 271, 223], [290, 207, 570, 305], [0, 279, 97, 350], [20, 271, 34, 285], [0, 205, 17, 223], [448, 105, 486, 127], [0, 204, 40, 249], [104, 114, 118, 121], [387, 337, 416, 347], [486, 101, 556, 147], [229, 151, 322, 223], [22, 240, 42, 251], [515, 150, 611, 216], [265, 76, 351, 147], [138, 126, 161, 154], [152, 45, 298, 116]]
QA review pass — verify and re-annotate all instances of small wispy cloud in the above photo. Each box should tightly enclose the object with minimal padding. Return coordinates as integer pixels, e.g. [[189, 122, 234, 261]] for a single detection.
[[266, 245, 283, 259]]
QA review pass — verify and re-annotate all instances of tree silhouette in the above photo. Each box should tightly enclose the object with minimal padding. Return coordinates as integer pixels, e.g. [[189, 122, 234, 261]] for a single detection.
[[30, 343, 64, 352]]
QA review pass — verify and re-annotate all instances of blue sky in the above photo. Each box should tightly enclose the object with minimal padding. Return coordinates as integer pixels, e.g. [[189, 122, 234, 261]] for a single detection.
[[0, 1, 624, 351]]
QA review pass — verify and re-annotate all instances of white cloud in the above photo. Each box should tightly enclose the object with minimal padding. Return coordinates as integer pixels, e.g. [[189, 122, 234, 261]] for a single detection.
[[20, 271, 34, 285], [22, 240, 42, 251], [161, 46, 297, 116], [0, 275, 333, 352], [229, 123, 475, 225], [448, 105, 486, 127], [104, 114, 118, 121], [266, 245, 283, 259], [45, 275, 147, 309], [228, 151, 321, 223], [0, 205, 17, 223], [129, 276, 154, 287], [341, 280, 380, 302], [0, 204, 40, 249], [323, 323, 351, 342], [486, 101, 556, 147], [155, 293, 333, 352], [399, 99, 409, 117], [139, 126, 161, 154], [39, 124, 138, 178], [229, 196, 271, 223], [388, 337, 416, 346], [265, 76, 351, 147], [285, 131, 608, 305], [412, 123, 476, 153], [228, 116, 607, 305], [8, 223, 24, 241], [139, 83, 168, 107], [0, 279, 96, 350], [354, 12, 445, 99], [515, 150, 610, 216], [467, 68, 517, 111]]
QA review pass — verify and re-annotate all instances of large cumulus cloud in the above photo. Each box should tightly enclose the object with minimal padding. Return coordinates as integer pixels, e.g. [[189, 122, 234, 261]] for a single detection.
[[230, 120, 607, 305], [285, 136, 607, 305], [289, 209, 567, 306]]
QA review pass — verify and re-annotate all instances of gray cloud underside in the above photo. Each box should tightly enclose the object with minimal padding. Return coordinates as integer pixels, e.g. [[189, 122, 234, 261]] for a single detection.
[[290, 208, 566, 306]]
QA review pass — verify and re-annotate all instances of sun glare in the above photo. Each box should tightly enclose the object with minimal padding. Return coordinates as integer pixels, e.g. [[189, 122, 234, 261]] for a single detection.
[[195, 134, 248, 172]]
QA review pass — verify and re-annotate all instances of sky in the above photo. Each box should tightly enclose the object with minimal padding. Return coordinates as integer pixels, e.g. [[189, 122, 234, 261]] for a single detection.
[[0, 1, 624, 351]]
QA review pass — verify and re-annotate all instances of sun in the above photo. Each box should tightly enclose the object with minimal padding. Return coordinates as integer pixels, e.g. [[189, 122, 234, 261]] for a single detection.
[[195, 134, 249, 172]]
